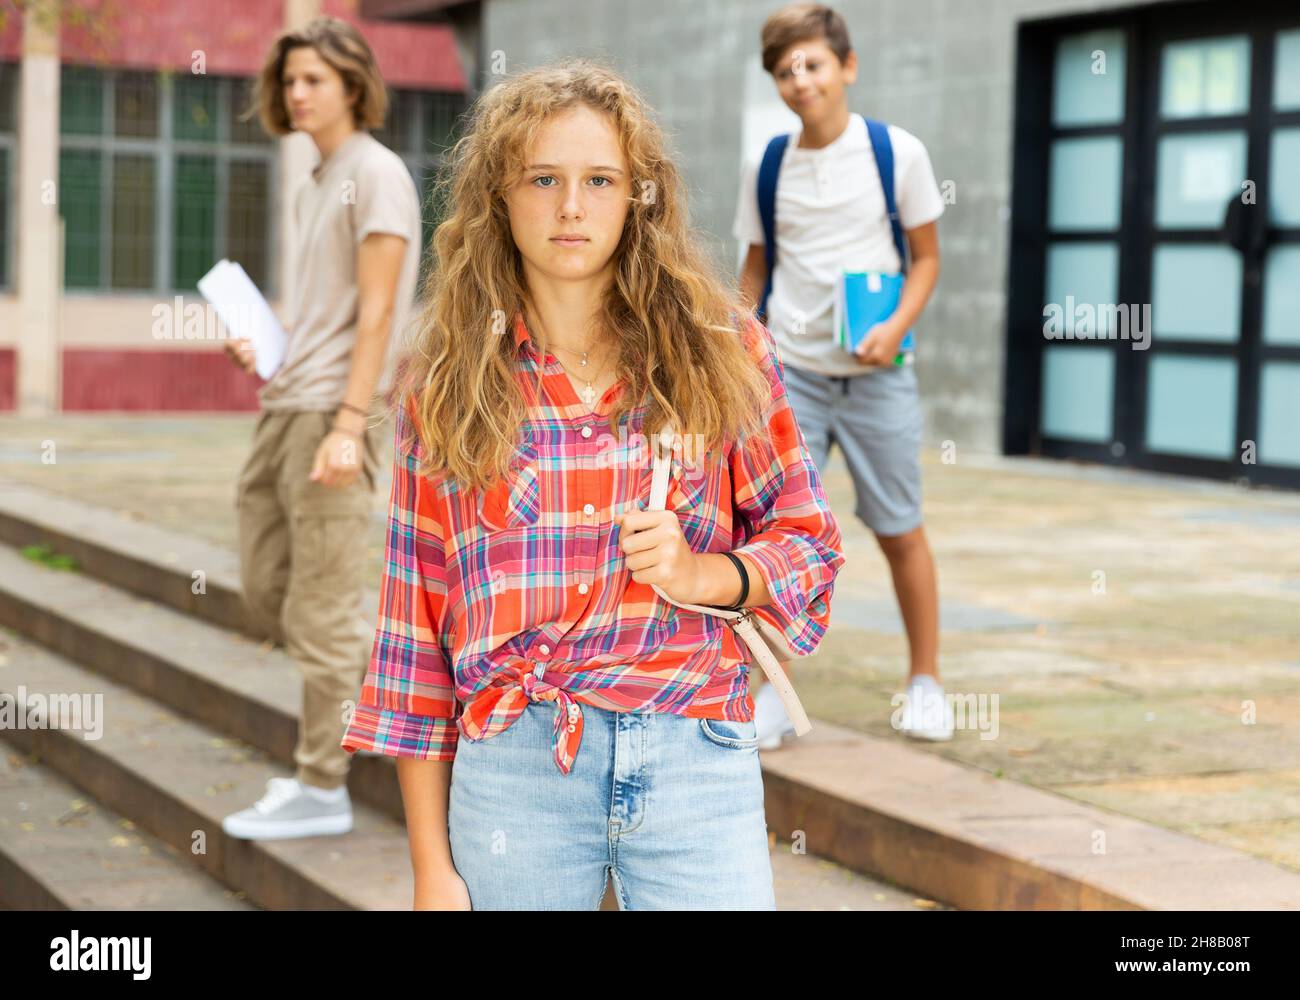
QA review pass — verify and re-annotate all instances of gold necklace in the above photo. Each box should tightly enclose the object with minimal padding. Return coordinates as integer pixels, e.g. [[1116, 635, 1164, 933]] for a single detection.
[[550, 341, 597, 367], [528, 309, 614, 408], [554, 353, 613, 408]]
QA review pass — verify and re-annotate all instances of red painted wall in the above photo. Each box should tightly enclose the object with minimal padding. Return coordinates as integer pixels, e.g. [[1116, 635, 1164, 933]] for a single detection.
[[323, 0, 467, 89], [1, 0, 465, 90], [0, 349, 14, 410], [0, 9, 22, 59], [61, 349, 264, 411]]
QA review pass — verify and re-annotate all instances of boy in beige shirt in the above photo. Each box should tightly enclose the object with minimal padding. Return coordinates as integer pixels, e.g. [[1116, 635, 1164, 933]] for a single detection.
[[221, 17, 421, 840]]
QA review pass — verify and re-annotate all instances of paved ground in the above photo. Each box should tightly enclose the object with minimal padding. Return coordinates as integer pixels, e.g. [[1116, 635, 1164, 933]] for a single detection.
[[1, 412, 1298, 877], [773, 837, 950, 910]]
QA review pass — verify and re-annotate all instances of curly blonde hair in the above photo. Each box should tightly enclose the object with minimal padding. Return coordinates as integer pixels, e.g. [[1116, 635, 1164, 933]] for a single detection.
[[396, 57, 772, 492]]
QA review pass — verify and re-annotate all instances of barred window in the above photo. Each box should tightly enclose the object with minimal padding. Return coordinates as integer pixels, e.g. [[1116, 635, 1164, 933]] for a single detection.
[[372, 88, 469, 284], [58, 65, 274, 294]]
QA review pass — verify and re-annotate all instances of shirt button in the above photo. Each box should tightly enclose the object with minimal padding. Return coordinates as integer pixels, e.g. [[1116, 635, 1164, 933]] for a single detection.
[[583, 503, 595, 516], [538, 644, 550, 656], [578, 582, 589, 594], [581, 426, 592, 438]]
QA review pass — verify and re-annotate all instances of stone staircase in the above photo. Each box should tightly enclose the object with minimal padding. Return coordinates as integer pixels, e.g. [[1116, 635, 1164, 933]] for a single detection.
[[0, 487, 412, 909], [3, 477, 1298, 910]]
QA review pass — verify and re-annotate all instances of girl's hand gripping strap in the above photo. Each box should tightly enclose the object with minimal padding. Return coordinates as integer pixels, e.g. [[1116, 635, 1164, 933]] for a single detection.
[[643, 427, 812, 738]]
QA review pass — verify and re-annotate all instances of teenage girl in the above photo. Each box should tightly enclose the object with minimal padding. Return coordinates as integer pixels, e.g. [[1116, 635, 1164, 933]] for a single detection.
[[341, 59, 844, 911]]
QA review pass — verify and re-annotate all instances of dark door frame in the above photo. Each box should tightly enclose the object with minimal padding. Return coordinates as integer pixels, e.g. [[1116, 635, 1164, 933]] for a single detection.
[[1006, 0, 1300, 489]]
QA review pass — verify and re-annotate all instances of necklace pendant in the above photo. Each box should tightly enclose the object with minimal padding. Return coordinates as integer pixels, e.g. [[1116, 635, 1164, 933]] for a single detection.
[[582, 382, 596, 407], [578, 355, 588, 366]]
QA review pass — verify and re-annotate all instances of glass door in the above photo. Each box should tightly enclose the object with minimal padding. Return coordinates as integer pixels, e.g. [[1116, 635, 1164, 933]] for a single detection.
[[1256, 26, 1300, 478], [1009, 2, 1300, 490], [1037, 28, 1131, 456], [1135, 15, 1300, 485], [1137, 28, 1252, 471]]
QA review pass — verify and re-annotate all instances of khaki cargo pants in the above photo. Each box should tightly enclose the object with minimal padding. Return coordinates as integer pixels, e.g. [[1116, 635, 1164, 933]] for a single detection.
[[235, 408, 385, 791]]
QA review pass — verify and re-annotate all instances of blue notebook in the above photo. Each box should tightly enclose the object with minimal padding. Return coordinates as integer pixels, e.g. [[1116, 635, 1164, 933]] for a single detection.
[[833, 270, 915, 365]]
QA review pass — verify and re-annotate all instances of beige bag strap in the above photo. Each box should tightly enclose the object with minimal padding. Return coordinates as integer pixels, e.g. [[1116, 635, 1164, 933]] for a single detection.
[[644, 428, 812, 737]]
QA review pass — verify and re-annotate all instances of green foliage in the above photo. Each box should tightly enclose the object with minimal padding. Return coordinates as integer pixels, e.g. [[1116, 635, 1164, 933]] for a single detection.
[[20, 542, 79, 572]]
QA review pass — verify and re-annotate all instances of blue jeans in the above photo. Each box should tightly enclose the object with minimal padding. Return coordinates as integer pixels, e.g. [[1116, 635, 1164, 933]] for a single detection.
[[448, 699, 776, 910]]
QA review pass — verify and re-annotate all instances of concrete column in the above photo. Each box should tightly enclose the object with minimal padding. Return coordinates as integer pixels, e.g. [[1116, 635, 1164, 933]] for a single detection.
[[16, 3, 61, 415], [276, 0, 323, 319]]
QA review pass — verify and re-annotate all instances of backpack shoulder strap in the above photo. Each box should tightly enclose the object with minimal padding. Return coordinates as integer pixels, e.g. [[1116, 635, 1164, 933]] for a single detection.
[[756, 132, 790, 323], [647, 427, 673, 511], [864, 116, 908, 274], [643, 422, 813, 735]]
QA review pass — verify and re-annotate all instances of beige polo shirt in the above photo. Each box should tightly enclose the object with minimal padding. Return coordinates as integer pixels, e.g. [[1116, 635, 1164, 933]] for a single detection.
[[258, 130, 422, 413]]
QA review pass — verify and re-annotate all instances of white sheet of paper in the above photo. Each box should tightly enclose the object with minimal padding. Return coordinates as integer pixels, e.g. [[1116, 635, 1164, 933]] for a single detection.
[[196, 259, 286, 380]]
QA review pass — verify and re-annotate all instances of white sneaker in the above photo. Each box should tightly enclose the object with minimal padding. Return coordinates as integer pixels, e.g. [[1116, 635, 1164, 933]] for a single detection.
[[221, 776, 353, 840], [754, 682, 796, 750], [897, 676, 954, 741]]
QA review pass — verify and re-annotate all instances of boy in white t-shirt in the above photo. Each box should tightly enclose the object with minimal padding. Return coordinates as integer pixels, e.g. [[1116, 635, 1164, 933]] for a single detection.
[[734, 4, 952, 745]]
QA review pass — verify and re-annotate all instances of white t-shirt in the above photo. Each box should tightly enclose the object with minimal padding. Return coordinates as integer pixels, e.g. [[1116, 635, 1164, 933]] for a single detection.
[[732, 114, 945, 377]]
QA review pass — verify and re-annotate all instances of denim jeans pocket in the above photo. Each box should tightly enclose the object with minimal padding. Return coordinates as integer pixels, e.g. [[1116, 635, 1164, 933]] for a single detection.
[[698, 717, 760, 750]]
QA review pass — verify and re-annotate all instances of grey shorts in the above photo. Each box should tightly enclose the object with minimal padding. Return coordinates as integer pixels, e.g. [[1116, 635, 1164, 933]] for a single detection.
[[782, 362, 924, 537]]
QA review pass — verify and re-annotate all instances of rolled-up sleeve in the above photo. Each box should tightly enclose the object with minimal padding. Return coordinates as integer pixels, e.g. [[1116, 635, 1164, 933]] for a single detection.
[[729, 318, 845, 654], [341, 399, 459, 760]]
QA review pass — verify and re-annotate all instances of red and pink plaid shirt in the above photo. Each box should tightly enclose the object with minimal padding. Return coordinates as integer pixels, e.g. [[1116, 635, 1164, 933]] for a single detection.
[[341, 311, 844, 774]]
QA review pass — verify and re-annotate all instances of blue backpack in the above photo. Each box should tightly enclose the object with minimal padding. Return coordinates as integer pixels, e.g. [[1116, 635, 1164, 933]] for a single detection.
[[756, 114, 908, 325]]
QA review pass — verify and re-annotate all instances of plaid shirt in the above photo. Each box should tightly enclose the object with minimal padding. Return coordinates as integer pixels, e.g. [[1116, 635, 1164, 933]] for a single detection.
[[341, 311, 844, 774]]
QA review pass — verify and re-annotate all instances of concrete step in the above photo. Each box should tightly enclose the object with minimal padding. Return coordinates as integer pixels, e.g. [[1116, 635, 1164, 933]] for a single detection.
[[0, 636, 414, 910], [0, 478, 259, 638], [0, 478, 381, 640], [759, 719, 1300, 910], [0, 747, 255, 910], [0, 543, 404, 824]]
